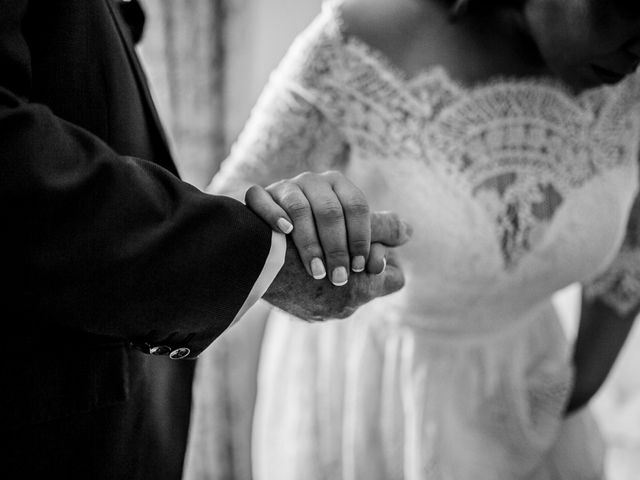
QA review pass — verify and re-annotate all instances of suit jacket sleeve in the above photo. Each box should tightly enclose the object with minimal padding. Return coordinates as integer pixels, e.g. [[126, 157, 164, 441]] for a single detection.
[[0, 1, 274, 358]]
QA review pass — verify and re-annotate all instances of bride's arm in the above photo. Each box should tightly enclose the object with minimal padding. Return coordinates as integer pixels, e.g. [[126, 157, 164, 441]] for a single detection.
[[565, 296, 637, 414], [207, 83, 349, 199], [567, 193, 640, 414]]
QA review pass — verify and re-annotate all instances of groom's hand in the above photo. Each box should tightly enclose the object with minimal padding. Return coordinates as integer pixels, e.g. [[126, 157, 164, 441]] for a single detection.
[[263, 212, 411, 321]]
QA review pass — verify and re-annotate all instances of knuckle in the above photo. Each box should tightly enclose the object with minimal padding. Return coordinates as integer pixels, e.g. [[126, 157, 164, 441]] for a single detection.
[[350, 238, 370, 252], [299, 242, 322, 257], [317, 202, 344, 222], [279, 190, 309, 217], [286, 201, 311, 218], [322, 169, 341, 180], [296, 171, 316, 182], [345, 200, 370, 218]]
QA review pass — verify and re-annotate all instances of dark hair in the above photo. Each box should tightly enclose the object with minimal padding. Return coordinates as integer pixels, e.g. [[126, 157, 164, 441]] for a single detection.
[[448, 0, 640, 22], [446, 0, 526, 22], [611, 0, 640, 18]]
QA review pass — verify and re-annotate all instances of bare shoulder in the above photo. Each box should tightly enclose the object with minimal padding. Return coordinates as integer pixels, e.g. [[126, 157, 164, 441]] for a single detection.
[[338, 0, 545, 86], [339, 0, 431, 51], [339, 0, 444, 78]]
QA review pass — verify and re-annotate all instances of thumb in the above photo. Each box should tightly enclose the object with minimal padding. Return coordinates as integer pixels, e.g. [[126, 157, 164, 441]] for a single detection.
[[370, 211, 413, 247]]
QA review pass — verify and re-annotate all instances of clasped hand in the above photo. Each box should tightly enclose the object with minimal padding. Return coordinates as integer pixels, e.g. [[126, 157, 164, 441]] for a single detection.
[[246, 171, 412, 321]]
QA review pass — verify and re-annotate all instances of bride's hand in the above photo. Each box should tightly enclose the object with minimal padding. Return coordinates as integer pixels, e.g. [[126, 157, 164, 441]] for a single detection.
[[245, 171, 411, 285]]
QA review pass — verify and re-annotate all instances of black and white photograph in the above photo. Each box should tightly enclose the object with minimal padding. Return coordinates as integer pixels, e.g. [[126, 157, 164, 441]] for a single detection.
[[3, 1, 640, 479]]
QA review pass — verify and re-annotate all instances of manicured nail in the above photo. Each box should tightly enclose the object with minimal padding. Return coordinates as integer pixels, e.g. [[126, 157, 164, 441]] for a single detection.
[[277, 218, 293, 234], [311, 257, 326, 279], [376, 257, 387, 275], [331, 266, 348, 286], [352, 255, 366, 272]]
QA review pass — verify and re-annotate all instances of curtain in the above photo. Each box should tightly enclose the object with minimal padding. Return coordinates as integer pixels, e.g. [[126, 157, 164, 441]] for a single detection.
[[138, 0, 226, 189], [137, 2, 323, 479]]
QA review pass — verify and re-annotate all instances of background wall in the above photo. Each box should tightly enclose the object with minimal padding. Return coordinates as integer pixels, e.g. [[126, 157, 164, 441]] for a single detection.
[[136, 1, 640, 478], [138, 0, 322, 188]]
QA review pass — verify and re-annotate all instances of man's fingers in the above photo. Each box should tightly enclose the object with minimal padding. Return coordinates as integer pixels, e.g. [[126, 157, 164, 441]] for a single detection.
[[370, 211, 413, 247], [350, 247, 405, 308], [245, 185, 294, 234], [366, 242, 387, 274]]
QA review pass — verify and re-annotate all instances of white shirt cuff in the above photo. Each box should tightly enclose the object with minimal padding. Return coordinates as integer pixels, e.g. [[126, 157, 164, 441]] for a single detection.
[[228, 230, 286, 327]]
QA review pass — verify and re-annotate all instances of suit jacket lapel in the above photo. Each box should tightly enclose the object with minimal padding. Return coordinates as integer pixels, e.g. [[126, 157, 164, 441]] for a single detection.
[[105, 0, 178, 176]]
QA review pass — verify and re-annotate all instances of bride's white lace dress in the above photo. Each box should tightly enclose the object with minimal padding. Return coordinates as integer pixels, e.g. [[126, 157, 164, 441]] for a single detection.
[[197, 2, 640, 479]]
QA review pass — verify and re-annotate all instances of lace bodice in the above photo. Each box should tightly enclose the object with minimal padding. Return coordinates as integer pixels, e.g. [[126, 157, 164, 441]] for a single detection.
[[211, 1, 640, 325]]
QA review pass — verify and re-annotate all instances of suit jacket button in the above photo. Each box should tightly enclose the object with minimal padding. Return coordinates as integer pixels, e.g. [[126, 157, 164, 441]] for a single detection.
[[169, 347, 190, 359], [149, 345, 172, 355]]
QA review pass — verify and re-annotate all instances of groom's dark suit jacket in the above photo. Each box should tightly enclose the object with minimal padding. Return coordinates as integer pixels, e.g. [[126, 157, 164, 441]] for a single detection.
[[0, 1, 273, 478]]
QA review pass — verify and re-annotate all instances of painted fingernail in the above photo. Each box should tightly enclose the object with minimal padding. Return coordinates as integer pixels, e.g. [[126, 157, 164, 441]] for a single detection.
[[277, 218, 293, 234], [376, 257, 387, 275], [331, 266, 348, 286], [352, 255, 366, 272], [311, 257, 326, 279]]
